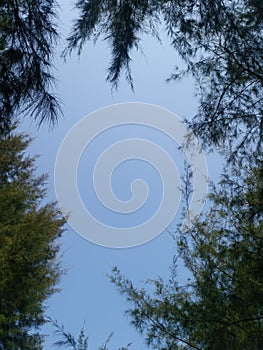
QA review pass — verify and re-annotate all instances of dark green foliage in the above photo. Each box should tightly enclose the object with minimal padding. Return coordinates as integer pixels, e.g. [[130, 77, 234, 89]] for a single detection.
[[0, 0, 61, 132], [51, 319, 89, 350], [51, 319, 131, 350], [110, 164, 263, 349], [0, 128, 65, 349], [67, 0, 263, 158], [63, 0, 161, 90]]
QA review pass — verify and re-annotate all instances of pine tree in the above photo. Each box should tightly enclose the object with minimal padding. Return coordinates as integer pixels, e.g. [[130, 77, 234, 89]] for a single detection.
[[110, 163, 263, 349], [0, 128, 65, 349], [0, 0, 61, 132]]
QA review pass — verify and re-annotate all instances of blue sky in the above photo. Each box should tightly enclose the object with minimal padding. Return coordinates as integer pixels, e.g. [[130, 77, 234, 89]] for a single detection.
[[19, 2, 221, 349]]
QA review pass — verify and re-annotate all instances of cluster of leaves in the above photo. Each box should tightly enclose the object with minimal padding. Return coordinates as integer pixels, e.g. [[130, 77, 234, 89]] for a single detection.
[[50, 319, 89, 350], [110, 163, 263, 349], [63, 0, 161, 90], [0, 129, 65, 349], [0, 0, 61, 132], [67, 0, 263, 159], [50, 318, 131, 350]]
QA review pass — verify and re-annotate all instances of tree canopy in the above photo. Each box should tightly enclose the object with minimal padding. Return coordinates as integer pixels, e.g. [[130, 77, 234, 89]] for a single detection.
[[66, 0, 263, 159], [2, 1, 263, 158], [0, 128, 65, 349], [110, 162, 263, 349], [1, 2, 263, 349], [0, 0, 61, 132]]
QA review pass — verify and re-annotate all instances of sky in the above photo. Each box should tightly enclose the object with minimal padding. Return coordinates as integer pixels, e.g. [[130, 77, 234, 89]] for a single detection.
[[19, 2, 221, 349]]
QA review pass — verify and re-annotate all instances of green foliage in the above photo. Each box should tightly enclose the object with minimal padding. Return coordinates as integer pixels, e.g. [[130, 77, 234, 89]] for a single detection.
[[64, 0, 161, 90], [0, 0, 61, 132], [51, 319, 89, 350], [0, 128, 65, 349], [51, 319, 132, 350], [110, 164, 263, 349], [66, 0, 263, 158]]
